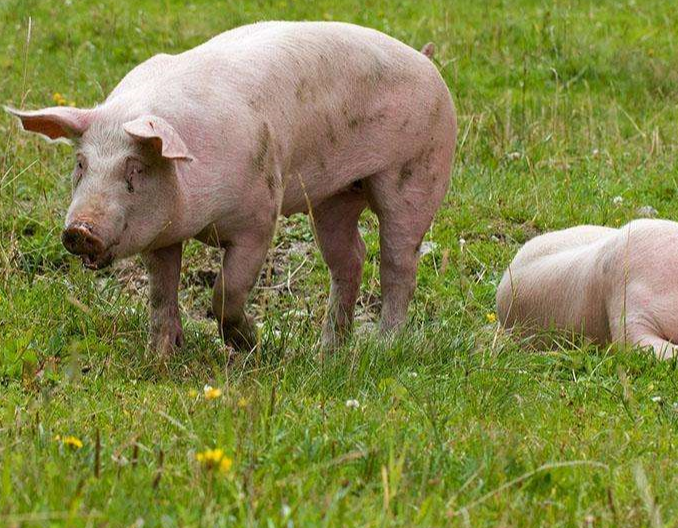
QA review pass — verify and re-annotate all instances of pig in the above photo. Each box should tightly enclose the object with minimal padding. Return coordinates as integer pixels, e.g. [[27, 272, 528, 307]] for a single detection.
[[6, 21, 457, 355], [496, 219, 678, 359]]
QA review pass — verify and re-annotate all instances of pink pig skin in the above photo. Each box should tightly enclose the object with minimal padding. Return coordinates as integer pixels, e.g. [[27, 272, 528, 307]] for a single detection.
[[496, 219, 678, 359], [7, 22, 457, 354]]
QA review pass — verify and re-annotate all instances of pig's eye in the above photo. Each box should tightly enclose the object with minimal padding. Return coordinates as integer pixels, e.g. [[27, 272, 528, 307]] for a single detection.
[[125, 159, 145, 194], [73, 157, 86, 187]]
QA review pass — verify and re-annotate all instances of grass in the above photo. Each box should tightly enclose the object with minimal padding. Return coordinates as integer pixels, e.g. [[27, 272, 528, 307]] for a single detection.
[[2, 0, 678, 525]]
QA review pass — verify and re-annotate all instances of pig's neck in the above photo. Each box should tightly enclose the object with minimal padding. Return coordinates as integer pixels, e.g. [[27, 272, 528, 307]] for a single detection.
[[172, 160, 233, 242]]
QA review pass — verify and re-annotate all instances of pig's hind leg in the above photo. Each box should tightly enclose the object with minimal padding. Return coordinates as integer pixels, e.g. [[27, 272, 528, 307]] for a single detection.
[[313, 186, 368, 347], [365, 149, 452, 335]]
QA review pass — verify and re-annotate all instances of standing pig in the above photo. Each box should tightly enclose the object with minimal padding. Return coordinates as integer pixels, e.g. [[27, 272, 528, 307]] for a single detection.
[[7, 21, 457, 354], [496, 219, 678, 359]]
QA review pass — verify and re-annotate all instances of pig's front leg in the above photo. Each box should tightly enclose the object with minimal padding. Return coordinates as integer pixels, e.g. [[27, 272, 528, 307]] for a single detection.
[[143, 243, 184, 357], [608, 303, 678, 360], [634, 334, 678, 360], [212, 232, 271, 351], [618, 325, 678, 360]]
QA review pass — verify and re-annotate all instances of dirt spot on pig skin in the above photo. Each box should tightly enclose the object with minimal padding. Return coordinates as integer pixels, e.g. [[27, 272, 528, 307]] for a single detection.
[[295, 77, 318, 105], [317, 153, 327, 173], [398, 160, 415, 190], [428, 96, 445, 127], [324, 115, 338, 145], [345, 110, 387, 131], [247, 96, 264, 113], [347, 116, 363, 130], [362, 56, 387, 87], [252, 123, 277, 194], [252, 124, 271, 172], [397, 146, 437, 190]]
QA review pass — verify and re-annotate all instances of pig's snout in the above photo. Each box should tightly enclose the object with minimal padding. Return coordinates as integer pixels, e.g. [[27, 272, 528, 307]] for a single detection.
[[62, 221, 102, 255], [62, 221, 111, 269]]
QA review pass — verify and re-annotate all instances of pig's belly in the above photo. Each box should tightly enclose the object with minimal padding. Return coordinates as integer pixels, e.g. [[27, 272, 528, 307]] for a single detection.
[[279, 171, 365, 216], [277, 128, 396, 216]]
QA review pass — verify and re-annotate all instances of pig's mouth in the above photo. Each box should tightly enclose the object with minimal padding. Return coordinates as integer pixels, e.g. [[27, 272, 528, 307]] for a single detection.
[[78, 237, 121, 270], [80, 250, 115, 270], [62, 221, 122, 271]]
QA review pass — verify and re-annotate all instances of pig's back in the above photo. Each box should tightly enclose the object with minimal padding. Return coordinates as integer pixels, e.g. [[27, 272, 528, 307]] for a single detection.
[[109, 21, 446, 122], [191, 21, 447, 118], [601, 219, 678, 295], [510, 225, 616, 268], [196, 21, 437, 79], [109, 22, 444, 106], [497, 226, 617, 342]]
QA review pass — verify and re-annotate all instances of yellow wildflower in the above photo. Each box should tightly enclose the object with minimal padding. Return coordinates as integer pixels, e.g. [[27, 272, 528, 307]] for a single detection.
[[196, 448, 223, 465], [188, 388, 198, 398], [237, 397, 248, 408], [196, 448, 232, 474], [63, 435, 83, 449], [219, 456, 233, 475], [203, 385, 222, 400], [52, 92, 67, 106], [486, 313, 497, 324]]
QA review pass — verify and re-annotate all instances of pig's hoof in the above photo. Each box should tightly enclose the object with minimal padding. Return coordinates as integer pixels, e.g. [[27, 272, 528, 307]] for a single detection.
[[149, 328, 184, 358], [220, 317, 257, 352], [320, 326, 350, 350]]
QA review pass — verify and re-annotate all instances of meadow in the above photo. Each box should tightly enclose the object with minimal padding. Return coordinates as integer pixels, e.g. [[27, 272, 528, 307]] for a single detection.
[[2, 0, 678, 526]]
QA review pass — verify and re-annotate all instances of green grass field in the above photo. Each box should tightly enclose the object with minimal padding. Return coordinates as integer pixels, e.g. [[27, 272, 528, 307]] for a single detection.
[[2, 0, 678, 526]]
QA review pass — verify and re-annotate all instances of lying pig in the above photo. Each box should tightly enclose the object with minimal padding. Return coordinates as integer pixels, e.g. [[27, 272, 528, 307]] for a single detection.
[[496, 219, 678, 359], [6, 21, 457, 354]]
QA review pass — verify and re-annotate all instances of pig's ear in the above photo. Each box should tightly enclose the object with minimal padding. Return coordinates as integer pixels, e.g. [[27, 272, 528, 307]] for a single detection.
[[123, 115, 193, 162], [4, 105, 92, 142]]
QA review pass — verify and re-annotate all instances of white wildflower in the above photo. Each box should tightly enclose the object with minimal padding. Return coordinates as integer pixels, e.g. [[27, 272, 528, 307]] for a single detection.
[[345, 399, 360, 409], [418, 241, 438, 256], [636, 205, 658, 218]]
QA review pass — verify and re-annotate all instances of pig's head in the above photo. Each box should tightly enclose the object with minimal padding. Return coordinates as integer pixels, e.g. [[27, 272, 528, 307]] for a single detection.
[[5, 106, 192, 269]]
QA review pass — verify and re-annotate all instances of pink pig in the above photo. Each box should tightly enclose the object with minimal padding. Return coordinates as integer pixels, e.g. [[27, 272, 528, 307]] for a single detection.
[[496, 219, 678, 359], [7, 22, 457, 354]]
